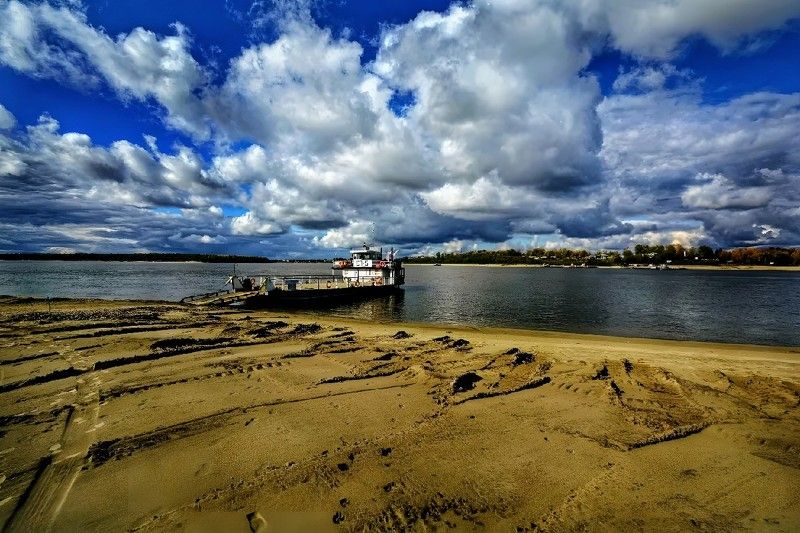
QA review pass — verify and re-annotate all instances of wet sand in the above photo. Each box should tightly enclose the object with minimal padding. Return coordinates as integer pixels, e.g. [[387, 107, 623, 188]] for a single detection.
[[0, 296, 798, 531]]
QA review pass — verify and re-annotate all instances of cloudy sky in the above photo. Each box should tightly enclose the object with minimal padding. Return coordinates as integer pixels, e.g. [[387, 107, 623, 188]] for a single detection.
[[1, 0, 798, 257]]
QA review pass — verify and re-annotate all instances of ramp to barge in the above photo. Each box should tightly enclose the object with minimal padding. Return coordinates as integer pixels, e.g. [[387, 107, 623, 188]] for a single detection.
[[181, 290, 260, 306]]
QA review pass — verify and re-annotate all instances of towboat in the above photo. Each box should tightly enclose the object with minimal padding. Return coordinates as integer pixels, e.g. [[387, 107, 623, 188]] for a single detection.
[[181, 245, 405, 307]]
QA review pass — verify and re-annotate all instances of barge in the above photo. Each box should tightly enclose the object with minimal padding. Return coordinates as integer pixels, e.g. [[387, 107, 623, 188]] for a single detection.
[[182, 245, 405, 307]]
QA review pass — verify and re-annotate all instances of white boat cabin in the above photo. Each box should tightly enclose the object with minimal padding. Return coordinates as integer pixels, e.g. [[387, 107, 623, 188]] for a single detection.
[[332, 245, 404, 287]]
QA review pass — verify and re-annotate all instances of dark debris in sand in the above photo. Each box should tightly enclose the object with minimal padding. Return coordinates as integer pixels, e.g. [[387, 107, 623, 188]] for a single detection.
[[512, 351, 535, 366], [592, 365, 610, 380], [452, 372, 483, 393]]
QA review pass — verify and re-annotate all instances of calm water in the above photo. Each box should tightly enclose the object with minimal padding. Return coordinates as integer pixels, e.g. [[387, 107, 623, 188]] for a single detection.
[[1, 261, 798, 346]]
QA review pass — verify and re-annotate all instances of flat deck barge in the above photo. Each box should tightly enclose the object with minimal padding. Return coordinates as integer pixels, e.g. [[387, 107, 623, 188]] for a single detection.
[[182, 245, 404, 307]]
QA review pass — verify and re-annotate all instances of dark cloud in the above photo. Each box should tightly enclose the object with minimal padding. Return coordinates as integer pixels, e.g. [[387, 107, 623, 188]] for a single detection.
[[547, 199, 633, 239]]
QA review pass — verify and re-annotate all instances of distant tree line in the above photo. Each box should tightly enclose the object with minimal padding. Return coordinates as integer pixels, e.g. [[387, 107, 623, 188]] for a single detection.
[[405, 245, 800, 266], [2, 246, 798, 266]]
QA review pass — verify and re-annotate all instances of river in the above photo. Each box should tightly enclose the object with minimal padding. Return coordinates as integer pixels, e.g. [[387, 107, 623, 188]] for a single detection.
[[1, 261, 798, 346]]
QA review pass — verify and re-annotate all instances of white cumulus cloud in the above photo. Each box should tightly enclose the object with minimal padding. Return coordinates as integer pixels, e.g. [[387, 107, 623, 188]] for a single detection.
[[681, 173, 772, 209], [2, 0, 800, 253]]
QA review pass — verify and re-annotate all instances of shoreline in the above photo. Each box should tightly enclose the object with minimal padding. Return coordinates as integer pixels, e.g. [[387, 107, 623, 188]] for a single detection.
[[675, 264, 800, 271], [3, 295, 796, 349], [407, 262, 800, 271], [304, 310, 800, 352], [3, 259, 798, 271], [1, 297, 798, 531]]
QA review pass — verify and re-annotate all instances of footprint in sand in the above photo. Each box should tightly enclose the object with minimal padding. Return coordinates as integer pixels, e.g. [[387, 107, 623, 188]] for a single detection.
[[247, 511, 268, 532]]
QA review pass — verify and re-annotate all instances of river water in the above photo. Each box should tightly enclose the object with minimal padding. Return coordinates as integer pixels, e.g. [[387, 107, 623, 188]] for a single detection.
[[1, 261, 798, 346]]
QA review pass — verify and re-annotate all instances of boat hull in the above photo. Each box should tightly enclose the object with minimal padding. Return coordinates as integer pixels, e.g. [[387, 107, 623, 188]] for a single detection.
[[240, 285, 402, 308]]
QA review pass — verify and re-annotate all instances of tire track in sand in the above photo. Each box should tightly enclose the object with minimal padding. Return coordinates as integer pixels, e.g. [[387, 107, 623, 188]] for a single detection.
[[530, 462, 619, 531], [3, 357, 100, 532]]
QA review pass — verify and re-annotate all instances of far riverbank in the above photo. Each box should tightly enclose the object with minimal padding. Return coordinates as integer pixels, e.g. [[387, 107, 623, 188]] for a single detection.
[[407, 263, 800, 271]]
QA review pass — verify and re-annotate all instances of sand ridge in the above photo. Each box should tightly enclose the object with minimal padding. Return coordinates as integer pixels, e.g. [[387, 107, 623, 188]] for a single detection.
[[0, 296, 798, 531]]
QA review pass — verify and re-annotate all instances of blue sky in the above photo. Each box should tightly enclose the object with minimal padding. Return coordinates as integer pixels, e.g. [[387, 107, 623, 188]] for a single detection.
[[0, 0, 799, 257]]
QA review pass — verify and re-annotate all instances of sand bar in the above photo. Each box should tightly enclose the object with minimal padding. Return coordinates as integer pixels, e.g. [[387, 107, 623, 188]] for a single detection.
[[0, 296, 798, 531]]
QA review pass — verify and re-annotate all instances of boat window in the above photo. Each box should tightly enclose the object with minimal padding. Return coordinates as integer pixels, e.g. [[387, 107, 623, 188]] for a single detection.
[[351, 251, 382, 260]]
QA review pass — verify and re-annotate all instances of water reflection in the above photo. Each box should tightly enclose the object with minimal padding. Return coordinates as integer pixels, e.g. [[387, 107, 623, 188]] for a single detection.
[[324, 291, 406, 323]]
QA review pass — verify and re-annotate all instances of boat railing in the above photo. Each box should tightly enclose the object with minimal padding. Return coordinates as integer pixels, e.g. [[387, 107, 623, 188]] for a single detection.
[[260, 274, 350, 291]]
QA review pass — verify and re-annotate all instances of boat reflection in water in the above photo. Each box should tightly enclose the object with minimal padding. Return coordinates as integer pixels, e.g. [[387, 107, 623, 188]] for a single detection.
[[322, 290, 406, 323]]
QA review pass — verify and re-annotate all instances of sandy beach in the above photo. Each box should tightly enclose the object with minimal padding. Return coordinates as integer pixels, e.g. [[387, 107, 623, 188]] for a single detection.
[[0, 296, 798, 531]]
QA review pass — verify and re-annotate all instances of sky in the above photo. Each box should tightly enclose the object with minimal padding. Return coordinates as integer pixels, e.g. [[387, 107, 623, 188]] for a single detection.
[[0, 0, 799, 258]]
